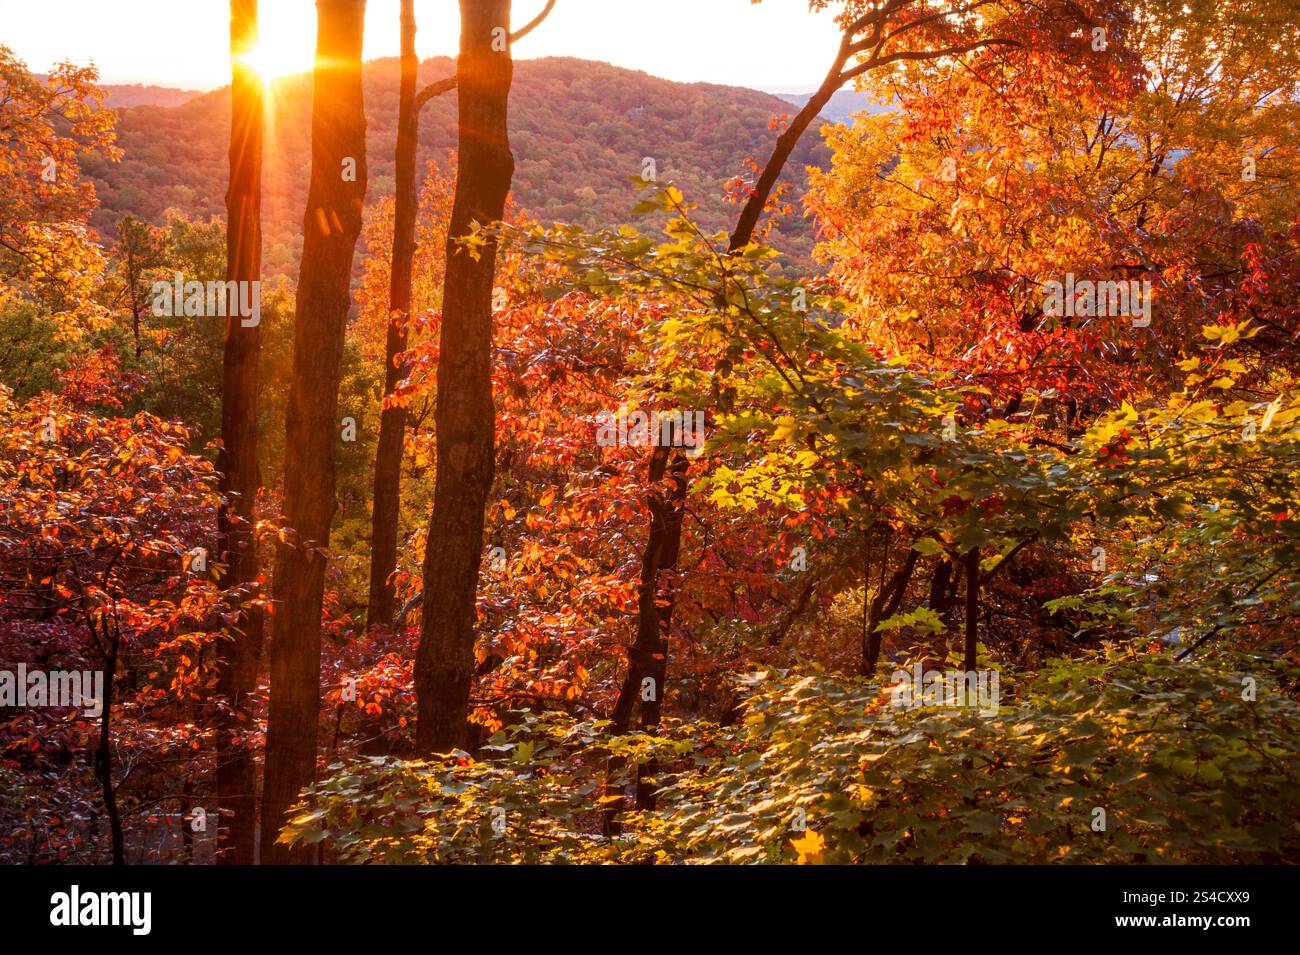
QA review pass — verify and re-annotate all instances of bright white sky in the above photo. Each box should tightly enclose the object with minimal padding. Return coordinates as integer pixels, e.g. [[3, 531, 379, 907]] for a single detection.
[[0, 0, 844, 92]]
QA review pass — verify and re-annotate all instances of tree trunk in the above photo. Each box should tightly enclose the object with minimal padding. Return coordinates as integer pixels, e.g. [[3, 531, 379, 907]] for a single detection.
[[214, 0, 265, 866], [767, 569, 820, 646], [414, 0, 514, 755], [862, 549, 919, 675], [923, 557, 955, 665], [181, 779, 195, 863], [610, 447, 684, 733], [262, 0, 368, 864], [128, 249, 143, 360], [604, 446, 687, 828], [366, 0, 419, 632], [95, 613, 124, 865], [632, 449, 685, 811], [927, 558, 952, 611], [963, 547, 980, 671], [728, 70, 839, 253]]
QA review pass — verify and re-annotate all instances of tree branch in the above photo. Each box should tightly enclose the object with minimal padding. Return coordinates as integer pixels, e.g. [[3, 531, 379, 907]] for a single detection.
[[511, 0, 557, 43], [413, 0, 558, 112]]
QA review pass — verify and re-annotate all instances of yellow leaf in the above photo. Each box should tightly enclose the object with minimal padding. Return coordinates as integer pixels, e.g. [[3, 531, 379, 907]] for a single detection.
[[790, 829, 825, 863]]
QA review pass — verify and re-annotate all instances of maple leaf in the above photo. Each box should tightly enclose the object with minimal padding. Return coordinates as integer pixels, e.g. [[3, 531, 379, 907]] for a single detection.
[[790, 829, 824, 863]]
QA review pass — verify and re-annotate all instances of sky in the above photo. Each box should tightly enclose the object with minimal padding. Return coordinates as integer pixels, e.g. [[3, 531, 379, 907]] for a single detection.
[[0, 0, 844, 93]]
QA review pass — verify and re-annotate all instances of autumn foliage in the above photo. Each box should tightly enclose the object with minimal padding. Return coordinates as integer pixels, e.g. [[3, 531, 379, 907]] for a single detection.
[[1, 0, 1298, 866]]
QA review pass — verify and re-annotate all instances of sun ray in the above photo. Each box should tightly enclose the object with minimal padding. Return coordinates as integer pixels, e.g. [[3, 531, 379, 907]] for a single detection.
[[235, 40, 295, 89]]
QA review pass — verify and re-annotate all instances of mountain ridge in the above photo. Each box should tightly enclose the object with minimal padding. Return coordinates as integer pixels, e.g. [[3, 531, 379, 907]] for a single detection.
[[82, 56, 833, 273], [37, 76, 202, 109]]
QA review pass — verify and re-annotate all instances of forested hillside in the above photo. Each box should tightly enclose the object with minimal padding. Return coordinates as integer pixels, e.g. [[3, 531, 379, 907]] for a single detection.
[[83, 56, 830, 273], [95, 84, 203, 110], [36, 77, 202, 109]]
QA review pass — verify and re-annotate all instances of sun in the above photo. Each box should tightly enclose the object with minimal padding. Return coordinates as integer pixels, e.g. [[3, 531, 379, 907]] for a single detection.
[[235, 41, 297, 87]]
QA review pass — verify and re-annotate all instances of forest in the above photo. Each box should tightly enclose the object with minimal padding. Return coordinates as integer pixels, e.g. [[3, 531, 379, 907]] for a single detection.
[[79, 56, 832, 272], [0, 0, 1298, 869]]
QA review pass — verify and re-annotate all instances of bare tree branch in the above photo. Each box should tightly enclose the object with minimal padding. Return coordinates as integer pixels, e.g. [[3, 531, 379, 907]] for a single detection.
[[511, 0, 557, 43], [414, 0, 558, 112]]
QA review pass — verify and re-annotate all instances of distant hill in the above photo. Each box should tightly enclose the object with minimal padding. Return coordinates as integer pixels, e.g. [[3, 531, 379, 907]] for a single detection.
[[98, 83, 203, 109], [83, 57, 832, 275], [38, 77, 201, 109], [771, 89, 891, 125]]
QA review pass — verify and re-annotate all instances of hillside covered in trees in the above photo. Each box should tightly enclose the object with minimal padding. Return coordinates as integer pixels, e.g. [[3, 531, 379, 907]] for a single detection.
[[0, 0, 1298, 887], [36, 77, 204, 109], [83, 56, 832, 273]]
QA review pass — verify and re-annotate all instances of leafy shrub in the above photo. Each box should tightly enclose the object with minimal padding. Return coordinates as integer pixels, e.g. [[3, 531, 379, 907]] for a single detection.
[[283, 648, 1300, 864]]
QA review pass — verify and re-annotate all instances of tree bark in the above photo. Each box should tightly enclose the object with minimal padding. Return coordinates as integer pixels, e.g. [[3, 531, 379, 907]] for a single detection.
[[603, 446, 687, 827], [214, 0, 265, 866], [923, 557, 956, 664], [963, 547, 980, 671], [862, 548, 919, 675], [414, 0, 515, 755], [728, 76, 838, 253], [127, 242, 144, 360], [366, 0, 420, 632], [95, 612, 124, 865], [927, 558, 952, 612], [262, 0, 367, 864], [610, 447, 684, 734], [632, 449, 685, 811]]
